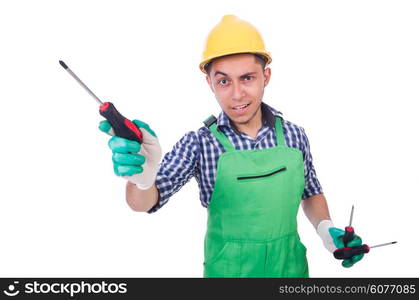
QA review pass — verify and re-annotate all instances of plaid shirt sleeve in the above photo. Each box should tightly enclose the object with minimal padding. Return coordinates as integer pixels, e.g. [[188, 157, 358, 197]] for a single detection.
[[299, 127, 323, 199], [147, 131, 200, 213]]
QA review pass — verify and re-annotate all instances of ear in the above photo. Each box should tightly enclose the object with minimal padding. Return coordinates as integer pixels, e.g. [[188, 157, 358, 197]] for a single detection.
[[206, 75, 215, 93], [263, 67, 271, 87]]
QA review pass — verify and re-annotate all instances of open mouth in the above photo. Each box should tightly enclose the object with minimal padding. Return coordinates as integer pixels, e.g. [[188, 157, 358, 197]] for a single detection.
[[232, 103, 250, 110]]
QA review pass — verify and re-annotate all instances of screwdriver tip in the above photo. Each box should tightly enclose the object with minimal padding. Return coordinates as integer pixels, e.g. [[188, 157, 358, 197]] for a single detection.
[[59, 60, 68, 69]]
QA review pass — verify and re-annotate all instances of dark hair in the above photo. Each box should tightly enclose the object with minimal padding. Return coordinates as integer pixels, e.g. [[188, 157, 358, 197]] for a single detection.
[[204, 53, 267, 74]]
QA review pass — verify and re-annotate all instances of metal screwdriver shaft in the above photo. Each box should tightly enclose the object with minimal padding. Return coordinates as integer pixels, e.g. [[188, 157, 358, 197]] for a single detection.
[[349, 205, 354, 227], [370, 241, 397, 249], [59, 60, 103, 105]]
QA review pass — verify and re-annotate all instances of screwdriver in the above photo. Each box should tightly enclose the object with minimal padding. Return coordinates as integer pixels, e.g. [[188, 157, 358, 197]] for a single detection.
[[59, 60, 143, 143], [334, 241, 397, 260], [343, 205, 355, 246]]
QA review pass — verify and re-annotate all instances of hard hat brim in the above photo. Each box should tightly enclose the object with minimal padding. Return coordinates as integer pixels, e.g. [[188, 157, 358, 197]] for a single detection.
[[199, 51, 272, 74]]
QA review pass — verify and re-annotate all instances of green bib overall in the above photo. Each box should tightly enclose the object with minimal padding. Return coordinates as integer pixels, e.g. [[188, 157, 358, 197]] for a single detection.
[[203, 116, 309, 278]]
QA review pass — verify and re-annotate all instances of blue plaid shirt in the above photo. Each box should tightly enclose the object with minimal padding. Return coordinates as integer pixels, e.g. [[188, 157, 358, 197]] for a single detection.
[[148, 102, 323, 213]]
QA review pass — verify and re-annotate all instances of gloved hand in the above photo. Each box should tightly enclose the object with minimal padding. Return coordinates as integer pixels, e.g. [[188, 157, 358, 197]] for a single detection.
[[317, 220, 364, 268], [99, 119, 162, 190]]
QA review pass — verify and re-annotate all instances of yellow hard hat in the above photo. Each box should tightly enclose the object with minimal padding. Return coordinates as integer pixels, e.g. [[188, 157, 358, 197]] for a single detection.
[[199, 15, 272, 73]]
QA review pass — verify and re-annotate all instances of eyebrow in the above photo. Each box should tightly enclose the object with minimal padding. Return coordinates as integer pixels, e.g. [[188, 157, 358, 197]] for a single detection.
[[214, 71, 228, 77], [239, 72, 257, 78], [213, 71, 258, 78]]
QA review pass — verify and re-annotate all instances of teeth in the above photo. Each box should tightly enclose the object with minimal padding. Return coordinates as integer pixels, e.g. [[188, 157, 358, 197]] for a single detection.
[[233, 104, 249, 110]]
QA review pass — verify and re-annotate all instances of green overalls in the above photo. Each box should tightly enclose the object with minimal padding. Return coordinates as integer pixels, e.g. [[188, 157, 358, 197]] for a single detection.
[[203, 115, 309, 278]]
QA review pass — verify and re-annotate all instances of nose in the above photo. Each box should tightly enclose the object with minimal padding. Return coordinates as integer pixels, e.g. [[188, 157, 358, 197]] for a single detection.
[[231, 81, 245, 101]]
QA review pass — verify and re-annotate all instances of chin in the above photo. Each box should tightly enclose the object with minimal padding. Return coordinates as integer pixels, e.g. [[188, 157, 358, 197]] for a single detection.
[[230, 114, 252, 125]]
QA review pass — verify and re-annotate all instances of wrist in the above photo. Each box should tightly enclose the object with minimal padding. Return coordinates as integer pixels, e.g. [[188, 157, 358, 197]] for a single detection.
[[133, 170, 158, 190], [316, 219, 337, 253], [135, 182, 152, 190], [316, 219, 334, 236]]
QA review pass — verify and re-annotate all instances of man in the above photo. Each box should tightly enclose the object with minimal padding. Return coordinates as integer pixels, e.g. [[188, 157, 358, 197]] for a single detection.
[[99, 15, 363, 277]]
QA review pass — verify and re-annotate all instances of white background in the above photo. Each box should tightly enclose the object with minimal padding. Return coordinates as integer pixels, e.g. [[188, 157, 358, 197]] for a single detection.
[[0, 0, 418, 277]]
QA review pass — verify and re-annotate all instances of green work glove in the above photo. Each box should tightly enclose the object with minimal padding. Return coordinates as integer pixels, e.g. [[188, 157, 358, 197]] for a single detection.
[[317, 220, 364, 268], [99, 119, 162, 189], [329, 227, 364, 268]]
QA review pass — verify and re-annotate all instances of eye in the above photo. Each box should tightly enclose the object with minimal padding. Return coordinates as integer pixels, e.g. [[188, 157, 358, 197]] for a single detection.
[[243, 75, 254, 81], [218, 78, 229, 86]]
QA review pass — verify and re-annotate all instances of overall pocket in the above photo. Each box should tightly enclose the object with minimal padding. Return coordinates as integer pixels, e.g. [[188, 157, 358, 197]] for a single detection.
[[204, 242, 231, 265], [203, 242, 241, 278], [237, 166, 287, 181], [285, 240, 309, 278]]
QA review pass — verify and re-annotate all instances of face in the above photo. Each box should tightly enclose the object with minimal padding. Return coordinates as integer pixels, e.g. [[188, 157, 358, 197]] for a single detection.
[[206, 54, 271, 128]]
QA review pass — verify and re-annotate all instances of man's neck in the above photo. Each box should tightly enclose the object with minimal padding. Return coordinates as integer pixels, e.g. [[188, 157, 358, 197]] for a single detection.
[[231, 107, 263, 140]]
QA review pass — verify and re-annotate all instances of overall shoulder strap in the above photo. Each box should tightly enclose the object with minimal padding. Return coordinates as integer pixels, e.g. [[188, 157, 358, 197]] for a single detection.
[[274, 116, 286, 147], [203, 115, 235, 152]]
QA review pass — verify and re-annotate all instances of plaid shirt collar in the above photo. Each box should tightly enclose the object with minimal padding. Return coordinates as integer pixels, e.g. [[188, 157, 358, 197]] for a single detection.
[[216, 102, 282, 134]]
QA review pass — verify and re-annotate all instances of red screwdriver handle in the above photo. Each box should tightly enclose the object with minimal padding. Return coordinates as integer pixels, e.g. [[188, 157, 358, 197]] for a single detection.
[[343, 226, 355, 246], [99, 102, 143, 143], [333, 244, 370, 260]]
